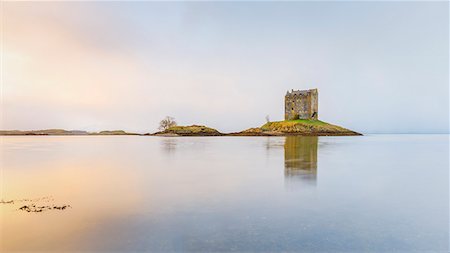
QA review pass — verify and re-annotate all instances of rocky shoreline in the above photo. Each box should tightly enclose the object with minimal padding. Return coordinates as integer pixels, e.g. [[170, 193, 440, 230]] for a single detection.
[[152, 120, 361, 136], [1, 120, 362, 137], [229, 120, 361, 136]]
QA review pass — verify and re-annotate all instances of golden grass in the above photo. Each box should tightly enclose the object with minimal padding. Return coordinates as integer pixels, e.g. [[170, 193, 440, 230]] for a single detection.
[[261, 120, 357, 134], [164, 125, 222, 135]]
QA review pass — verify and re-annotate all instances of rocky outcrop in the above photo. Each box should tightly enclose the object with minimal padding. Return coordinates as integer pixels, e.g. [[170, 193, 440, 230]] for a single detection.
[[231, 120, 361, 136], [1, 196, 71, 213]]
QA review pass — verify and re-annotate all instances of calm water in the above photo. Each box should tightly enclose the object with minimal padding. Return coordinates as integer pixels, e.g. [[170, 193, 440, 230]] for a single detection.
[[0, 135, 448, 252]]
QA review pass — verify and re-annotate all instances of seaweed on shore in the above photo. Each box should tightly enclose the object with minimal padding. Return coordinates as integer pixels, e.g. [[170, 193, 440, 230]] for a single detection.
[[18, 204, 71, 213], [1, 196, 71, 213]]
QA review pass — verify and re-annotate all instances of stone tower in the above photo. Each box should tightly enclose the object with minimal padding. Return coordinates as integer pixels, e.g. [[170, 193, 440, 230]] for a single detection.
[[285, 89, 318, 120]]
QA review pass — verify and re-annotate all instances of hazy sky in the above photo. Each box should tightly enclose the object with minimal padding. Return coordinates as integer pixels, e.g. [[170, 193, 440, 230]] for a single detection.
[[1, 1, 448, 133]]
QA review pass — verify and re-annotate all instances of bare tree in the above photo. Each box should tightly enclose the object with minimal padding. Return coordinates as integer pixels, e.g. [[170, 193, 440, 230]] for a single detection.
[[265, 115, 270, 123], [159, 116, 177, 131]]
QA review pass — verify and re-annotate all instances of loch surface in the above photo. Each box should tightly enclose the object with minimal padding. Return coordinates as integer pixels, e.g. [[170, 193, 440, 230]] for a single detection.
[[0, 135, 448, 252]]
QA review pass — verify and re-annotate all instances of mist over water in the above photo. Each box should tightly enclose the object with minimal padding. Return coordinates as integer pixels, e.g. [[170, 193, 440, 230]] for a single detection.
[[0, 135, 448, 252]]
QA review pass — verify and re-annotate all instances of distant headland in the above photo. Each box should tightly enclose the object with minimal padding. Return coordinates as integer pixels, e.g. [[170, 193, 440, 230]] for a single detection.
[[0, 129, 139, 136], [1, 89, 361, 137]]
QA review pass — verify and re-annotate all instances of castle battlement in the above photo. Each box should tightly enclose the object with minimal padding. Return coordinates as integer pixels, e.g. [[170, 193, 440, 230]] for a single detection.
[[285, 88, 318, 120]]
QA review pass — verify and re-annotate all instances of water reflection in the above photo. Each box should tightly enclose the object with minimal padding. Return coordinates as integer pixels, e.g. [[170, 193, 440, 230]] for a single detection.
[[161, 138, 177, 153], [0, 137, 147, 251], [1, 136, 448, 252], [284, 136, 318, 188]]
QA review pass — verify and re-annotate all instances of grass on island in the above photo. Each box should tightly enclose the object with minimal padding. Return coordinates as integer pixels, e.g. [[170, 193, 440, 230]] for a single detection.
[[260, 119, 356, 134], [162, 125, 222, 136]]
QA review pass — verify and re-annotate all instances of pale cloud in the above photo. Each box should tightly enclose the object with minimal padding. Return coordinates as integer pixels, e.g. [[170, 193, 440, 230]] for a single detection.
[[2, 2, 448, 133]]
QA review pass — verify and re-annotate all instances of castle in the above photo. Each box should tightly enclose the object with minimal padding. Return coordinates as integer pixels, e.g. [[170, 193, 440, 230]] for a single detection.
[[285, 89, 318, 120]]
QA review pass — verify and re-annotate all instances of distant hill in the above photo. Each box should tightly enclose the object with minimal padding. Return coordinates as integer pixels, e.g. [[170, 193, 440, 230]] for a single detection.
[[0, 129, 138, 136]]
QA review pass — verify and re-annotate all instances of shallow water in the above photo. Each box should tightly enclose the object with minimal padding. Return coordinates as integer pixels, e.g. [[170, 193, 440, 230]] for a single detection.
[[0, 135, 448, 252]]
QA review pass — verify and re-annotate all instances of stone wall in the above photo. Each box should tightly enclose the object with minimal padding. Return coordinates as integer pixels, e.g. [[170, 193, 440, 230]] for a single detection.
[[284, 89, 318, 120]]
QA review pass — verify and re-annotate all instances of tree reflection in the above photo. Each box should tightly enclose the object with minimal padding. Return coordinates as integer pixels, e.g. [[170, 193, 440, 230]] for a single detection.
[[161, 138, 177, 153]]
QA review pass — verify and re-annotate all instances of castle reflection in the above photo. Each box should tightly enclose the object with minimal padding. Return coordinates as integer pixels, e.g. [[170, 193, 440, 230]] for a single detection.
[[284, 136, 318, 188]]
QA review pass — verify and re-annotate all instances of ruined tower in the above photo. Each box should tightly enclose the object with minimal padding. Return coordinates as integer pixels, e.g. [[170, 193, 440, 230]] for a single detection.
[[285, 89, 318, 120]]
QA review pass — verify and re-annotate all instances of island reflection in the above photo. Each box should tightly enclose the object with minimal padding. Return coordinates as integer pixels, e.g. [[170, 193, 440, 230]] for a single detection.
[[284, 136, 318, 188], [161, 138, 177, 153]]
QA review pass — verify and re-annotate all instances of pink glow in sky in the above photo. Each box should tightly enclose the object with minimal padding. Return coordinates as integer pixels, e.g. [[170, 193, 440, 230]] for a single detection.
[[1, 2, 448, 133]]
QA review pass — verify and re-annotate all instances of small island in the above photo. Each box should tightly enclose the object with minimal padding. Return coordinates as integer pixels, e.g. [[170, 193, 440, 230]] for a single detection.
[[231, 119, 361, 136], [230, 88, 360, 136], [153, 125, 223, 136]]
